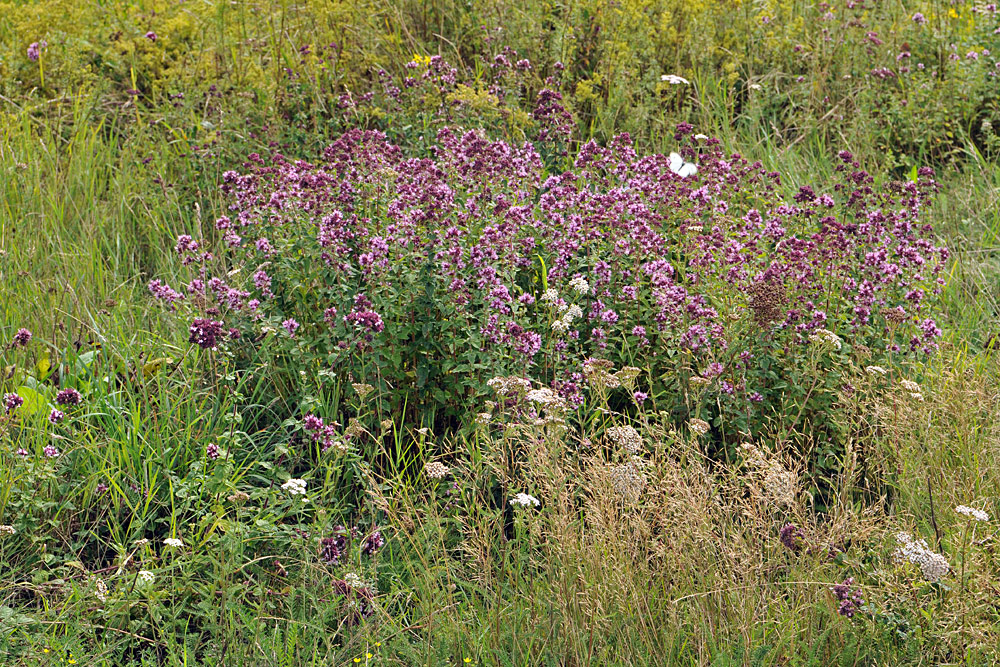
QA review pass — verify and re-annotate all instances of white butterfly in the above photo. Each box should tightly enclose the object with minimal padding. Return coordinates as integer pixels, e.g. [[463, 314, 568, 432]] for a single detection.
[[669, 151, 698, 178]]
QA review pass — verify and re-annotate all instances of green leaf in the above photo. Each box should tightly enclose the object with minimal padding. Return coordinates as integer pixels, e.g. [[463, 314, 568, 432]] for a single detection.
[[15, 385, 45, 416]]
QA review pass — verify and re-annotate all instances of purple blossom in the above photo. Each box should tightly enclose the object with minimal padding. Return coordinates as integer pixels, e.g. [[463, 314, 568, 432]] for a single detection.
[[43, 445, 60, 458], [188, 318, 224, 349], [779, 523, 805, 552], [145, 31, 157, 41], [207, 443, 220, 460], [55, 388, 82, 406], [12, 328, 32, 348], [282, 318, 300, 337], [4, 393, 24, 414], [48, 409, 64, 424], [27, 40, 46, 61], [361, 528, 385, 556], [831, 578, 864, 618]]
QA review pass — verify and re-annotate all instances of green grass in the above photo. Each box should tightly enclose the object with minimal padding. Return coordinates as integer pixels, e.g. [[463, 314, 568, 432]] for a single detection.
[[2, 1, 1000, 665]]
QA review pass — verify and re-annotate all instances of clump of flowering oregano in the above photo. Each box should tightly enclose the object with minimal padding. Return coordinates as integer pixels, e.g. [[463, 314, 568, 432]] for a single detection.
[[150, 125, 948, 470]]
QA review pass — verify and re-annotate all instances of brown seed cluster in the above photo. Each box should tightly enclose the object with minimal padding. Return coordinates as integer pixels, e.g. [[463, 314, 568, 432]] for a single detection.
[[746, 278, 786, 326]]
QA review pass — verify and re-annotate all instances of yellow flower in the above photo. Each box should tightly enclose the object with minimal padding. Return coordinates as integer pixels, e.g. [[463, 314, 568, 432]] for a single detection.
[[465, 660, 473, 664], [949, 8, 959, 18], [366, 653, 373, 659]]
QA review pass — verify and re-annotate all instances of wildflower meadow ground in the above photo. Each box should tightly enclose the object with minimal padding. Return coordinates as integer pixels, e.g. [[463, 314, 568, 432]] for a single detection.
[[3, 1, 1000, 665]]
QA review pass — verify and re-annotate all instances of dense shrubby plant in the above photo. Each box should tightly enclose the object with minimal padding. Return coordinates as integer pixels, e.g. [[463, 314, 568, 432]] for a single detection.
[[150, 125, 947, 468]]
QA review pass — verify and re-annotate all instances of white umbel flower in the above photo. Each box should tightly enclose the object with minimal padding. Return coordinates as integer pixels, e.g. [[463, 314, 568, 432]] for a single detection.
[[510, 492, 540, 507], [808, 328, 842, 350], [894, 532, 949, 582], [569, 275, 590, 294], [424, 461, 450, 479], [956, 505, 990, 522], [660, 74, 690, 85], [164, 537, 184, 548], [281, 478, 307, 496]]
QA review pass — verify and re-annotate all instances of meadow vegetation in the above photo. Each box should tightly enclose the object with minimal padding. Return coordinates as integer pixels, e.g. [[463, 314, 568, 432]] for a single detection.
[[2, 0, 1000, 664]]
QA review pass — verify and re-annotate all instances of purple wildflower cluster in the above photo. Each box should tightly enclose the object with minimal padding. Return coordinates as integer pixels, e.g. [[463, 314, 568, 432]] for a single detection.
[[320, 524, 384, 564], [831, 577, 865, 618], [152, 125, 947, 435], [779, 523, 806, 552]]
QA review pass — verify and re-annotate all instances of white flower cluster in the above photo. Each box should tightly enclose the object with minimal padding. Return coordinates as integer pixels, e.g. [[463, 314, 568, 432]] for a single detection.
[[475, 412, 493, 426], [688, 418, 710, 436], [606, 425, 643, 454], [552, 303, 583, 332], [487, 375, 532, 396], [510, 492, 540, 507], [956, 505, 990, 522], [865, 365, 888, 376], [0, 525, 15, 536], [136, 570, 156, 587], [540, 288, 559, 304], [894, 532, 949, 582], [899, 379, 923, 401], [281, 478, 308, 497], [660, 74, 690, 85], [164, 537, 184, 548], [569, 275, 590, 294], [424, 461, 450, 479], [525, 388, 566, 410], [808, 328, 843, 350]]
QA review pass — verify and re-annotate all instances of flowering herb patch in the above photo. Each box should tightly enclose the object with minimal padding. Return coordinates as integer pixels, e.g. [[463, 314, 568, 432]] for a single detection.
[[151, 125, 947, 463]]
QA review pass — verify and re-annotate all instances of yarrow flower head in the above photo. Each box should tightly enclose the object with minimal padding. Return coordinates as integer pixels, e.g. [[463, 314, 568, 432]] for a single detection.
[[955, 505, 989, 522], [865, 365, 887, 376], [164, 538, 184, 548], [424, 461, 450, 479], [569, 275, 590, 294], [808, 328, 842, 350], [510, 492, 540, 507], [281, 478, 308, 496], [894, 531, 949, 581], [688, 418, 710, 436], [136, 570, 155, 587], [660, 74, 690, 85]]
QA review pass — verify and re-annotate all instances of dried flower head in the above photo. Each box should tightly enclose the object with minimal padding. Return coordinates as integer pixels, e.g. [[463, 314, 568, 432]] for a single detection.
[[609, 457, 646, 501], [606, 425, 643, 454], [352, 383, 374, 400], [747, 279, 786, 326]]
